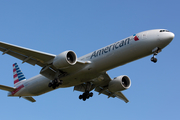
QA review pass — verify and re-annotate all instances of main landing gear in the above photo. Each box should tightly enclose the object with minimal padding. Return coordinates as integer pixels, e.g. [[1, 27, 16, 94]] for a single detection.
[[79, 91, 93, 101], [48, 70, 67, 89], [48, 78, 63, 89], [151, 47, 161, 63], [78, 82, 94, 101]]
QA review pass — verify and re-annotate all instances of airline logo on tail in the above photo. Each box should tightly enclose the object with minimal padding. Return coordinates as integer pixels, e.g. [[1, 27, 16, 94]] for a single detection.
[[13, 63, 26, 85]]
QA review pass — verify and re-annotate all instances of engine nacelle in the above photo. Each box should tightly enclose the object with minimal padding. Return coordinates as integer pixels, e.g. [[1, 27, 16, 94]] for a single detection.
[[108, 75, 131, 92], [53, 51, 77, 69]]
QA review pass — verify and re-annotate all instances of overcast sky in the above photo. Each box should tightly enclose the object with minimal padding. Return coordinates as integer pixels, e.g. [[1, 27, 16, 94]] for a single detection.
[[0, 1, 179, 120]]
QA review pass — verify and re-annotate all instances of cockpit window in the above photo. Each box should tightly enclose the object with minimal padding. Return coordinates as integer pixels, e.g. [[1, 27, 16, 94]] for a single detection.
[[160, 30, 170, 32]]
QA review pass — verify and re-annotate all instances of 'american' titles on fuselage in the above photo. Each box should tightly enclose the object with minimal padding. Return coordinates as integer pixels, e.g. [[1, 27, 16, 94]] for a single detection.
[[90, 38, 131, 59]]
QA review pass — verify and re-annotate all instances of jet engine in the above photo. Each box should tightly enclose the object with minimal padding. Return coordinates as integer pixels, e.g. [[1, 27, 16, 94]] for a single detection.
[[108, 75, 131, 92], [53, 51, 77, 69]]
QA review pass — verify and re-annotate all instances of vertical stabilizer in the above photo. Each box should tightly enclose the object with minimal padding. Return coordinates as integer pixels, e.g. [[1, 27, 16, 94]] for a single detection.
[[13, 63, 26, 87]]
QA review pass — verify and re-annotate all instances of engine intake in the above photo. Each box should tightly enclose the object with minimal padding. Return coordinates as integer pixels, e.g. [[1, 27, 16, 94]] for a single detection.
[[108, 75, 131, 92], [53, 51, 77, 69]]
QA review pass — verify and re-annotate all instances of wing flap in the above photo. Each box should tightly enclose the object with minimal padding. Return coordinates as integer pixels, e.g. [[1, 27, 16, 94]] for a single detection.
[[0, 41, 56, 67], [95, 86, 116, 97]]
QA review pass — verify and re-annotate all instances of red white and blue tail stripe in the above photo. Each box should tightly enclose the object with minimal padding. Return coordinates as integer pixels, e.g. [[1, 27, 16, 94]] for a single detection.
[[13, 63, 26, 86]]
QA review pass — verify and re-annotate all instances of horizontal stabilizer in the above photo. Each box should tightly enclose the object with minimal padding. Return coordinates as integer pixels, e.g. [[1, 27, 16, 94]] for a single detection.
[[23, 97, 36, 102], [0, 84, 15, 92]]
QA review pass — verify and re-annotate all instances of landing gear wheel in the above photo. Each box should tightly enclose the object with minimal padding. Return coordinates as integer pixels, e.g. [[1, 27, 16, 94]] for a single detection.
[[79, 91, 93, 101], [52, 85, 56, 89], [79, 95, 83, 99], [59, 80, 63, 85], [151, 57, 157, 63], [48, 79, 63, 89], [54, 79, 58, 84], [48, 83, 52, 87], [56, 83, 60, 87], [86, 95, 90, 99], [78, 82, 94, 101], [55, 80, 63, 87], [83, 97, 86, 101], [89, 92, 93, 97], [151, 47, 161, 63]]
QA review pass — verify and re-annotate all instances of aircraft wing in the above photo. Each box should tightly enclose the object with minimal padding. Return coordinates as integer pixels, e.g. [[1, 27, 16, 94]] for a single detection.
[[74, 72, 129, 103], [0, 41, 56, 67]]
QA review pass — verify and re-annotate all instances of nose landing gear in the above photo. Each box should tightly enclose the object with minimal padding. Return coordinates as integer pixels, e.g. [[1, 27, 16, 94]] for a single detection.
[[151, 54, 158, 63], [151, 47, 161, 63]]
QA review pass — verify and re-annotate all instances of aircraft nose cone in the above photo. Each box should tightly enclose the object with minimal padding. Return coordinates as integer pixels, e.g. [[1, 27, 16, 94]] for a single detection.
[[160, 32, 175, 43], [168, 32, 175, 41]]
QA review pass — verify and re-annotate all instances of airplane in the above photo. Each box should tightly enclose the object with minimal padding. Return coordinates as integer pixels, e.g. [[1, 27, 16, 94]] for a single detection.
[[0, 29, 174, 103]]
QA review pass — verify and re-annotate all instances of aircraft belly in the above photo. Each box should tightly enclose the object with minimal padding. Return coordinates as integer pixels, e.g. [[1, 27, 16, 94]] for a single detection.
[[21, 74, 88, 96]]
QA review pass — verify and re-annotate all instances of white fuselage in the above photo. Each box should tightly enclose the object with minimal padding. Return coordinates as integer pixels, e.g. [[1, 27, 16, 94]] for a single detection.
[[9, 29, 174, 97]]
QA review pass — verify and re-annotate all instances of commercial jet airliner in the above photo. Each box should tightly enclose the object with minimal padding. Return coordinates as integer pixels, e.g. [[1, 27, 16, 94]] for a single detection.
[[0, 29, 174, 103]]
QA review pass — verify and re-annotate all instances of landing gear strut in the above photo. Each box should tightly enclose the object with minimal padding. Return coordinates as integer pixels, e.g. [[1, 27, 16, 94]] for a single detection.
[[151, 47, 161, 63], [79, 82, 94, 101]]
